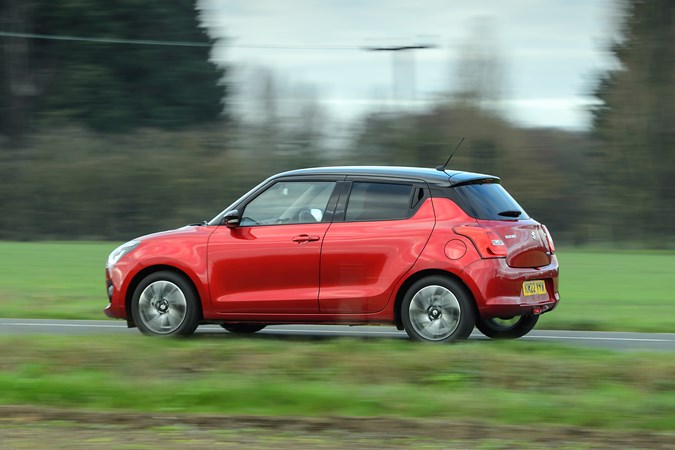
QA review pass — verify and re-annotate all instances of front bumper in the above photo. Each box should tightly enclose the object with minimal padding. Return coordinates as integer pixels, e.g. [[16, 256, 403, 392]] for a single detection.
[[104, 302, 120, 318], [104, 267, 126, 319]]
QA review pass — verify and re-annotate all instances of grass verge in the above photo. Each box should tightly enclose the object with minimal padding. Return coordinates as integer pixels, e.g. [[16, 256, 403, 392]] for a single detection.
[[1, 335, 674, 431]]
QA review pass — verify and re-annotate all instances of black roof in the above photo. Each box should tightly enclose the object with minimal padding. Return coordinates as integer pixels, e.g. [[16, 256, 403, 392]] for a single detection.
[[274, 166, 499, 187]]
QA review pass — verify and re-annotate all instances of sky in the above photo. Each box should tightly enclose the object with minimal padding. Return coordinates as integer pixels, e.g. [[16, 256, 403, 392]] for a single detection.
[[199, 0, 618, 130]]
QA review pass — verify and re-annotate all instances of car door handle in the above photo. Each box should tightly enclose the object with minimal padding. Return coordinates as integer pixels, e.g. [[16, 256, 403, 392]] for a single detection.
[[292, 234, 320, 243]]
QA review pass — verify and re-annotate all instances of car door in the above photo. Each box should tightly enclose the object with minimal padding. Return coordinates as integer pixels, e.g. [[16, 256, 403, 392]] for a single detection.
[[208, 179, 338, 314], [319, 179, 435, 314]]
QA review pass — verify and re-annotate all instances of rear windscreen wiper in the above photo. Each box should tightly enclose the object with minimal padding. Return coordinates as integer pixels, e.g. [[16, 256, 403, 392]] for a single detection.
[[497, 210, 522, 218]]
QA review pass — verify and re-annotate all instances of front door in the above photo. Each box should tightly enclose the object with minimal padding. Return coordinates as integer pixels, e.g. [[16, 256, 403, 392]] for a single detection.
[[208, 179, 337, 314]]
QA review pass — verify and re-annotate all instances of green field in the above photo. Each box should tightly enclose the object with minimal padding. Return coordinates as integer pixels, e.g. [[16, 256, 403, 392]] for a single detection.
[[0, 241, 674, 332], [539, 250, 675, 332], [0, 241, 114, 320], [1, 336, 674, 432]]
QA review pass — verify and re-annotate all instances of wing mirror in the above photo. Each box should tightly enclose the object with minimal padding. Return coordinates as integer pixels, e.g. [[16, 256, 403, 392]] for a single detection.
[[222, 209, 240, 228]]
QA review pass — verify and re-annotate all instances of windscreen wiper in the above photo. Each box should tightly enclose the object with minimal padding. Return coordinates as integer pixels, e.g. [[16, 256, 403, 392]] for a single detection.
[[497, 210, 522, 218]]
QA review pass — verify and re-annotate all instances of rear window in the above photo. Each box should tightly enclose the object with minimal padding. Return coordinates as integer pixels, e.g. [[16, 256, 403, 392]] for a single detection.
[[451, 182, 530, 220]]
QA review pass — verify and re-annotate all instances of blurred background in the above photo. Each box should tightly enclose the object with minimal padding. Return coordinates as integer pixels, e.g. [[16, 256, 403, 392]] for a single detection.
[[1, 0, 673, 247]]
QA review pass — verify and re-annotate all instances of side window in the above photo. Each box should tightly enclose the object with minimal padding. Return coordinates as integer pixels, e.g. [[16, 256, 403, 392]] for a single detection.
[[345, 182, 414, 222], [240, 181, 336, 226]]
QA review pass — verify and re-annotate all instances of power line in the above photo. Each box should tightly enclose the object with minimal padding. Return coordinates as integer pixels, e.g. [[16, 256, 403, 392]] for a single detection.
[[0, 31, 212, 47], [233, 44, 359, 50], [0, 31, 363, 50]]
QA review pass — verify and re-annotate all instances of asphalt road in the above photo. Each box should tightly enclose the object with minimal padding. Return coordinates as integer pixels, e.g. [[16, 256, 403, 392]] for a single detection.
[[1, 318, 674, 352]]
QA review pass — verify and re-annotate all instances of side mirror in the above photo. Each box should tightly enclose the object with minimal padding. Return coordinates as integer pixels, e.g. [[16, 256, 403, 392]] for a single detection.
[[222, 209, 240, 228]]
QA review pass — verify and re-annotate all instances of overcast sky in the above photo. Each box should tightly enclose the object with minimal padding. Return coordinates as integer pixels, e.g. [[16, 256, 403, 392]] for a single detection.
[[199, 0, 618, 130]]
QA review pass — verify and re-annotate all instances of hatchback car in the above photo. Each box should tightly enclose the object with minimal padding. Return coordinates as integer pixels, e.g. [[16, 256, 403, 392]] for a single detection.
[[105, 166, 559, 342]]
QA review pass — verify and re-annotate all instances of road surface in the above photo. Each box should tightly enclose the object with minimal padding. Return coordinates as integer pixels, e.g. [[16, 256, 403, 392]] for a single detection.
[[1, 318, 674, 352]]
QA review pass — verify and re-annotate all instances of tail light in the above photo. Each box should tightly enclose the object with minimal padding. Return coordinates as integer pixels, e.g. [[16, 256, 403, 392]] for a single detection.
[[541, 225, 556, 254], [454, 224, 507, 258]]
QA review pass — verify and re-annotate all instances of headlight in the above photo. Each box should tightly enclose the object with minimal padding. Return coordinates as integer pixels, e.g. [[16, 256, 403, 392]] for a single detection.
[[107, 240, 140, 268]]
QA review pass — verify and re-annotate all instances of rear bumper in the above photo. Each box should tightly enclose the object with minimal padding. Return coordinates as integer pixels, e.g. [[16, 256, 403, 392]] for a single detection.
[[463, 255, 560, 318], [480, 294, 559, 318]]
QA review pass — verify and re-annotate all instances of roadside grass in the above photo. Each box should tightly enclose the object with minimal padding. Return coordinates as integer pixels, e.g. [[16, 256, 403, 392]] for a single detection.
[[1, 241, 675, 332], [537, 249, 675, 332], [0, 335, 674, 431]]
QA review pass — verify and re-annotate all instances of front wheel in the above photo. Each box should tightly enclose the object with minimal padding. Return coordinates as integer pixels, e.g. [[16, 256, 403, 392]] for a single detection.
[[401, 276, 475, 342], [131, 271, 200, 337], [476, 314, 539, 339]]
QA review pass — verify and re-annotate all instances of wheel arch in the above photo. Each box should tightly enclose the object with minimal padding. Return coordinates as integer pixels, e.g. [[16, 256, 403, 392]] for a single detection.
[[125, 265, 203, 328], [393, 269, 477, 330]]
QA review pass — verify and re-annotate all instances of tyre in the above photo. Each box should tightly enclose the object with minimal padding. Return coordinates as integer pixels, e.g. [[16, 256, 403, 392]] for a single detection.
[[475, 314, 539, 339], [401, 276, 475, 342], [131, 271, 200, 337], [221, 324, 266, 334]]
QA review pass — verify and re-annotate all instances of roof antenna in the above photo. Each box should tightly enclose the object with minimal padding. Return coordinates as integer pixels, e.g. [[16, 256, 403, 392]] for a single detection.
[[436, 137, 465, 172]]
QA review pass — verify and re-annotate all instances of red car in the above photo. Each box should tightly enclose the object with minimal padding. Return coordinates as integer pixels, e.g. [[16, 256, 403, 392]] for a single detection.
[[105, 166, 559, 342]]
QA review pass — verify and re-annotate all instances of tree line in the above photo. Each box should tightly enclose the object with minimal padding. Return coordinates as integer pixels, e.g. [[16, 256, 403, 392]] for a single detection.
[[0, 0, 672, 247]]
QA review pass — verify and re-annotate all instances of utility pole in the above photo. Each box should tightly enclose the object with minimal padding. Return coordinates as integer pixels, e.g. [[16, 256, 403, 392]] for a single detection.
[[364, 44, 436, 108]]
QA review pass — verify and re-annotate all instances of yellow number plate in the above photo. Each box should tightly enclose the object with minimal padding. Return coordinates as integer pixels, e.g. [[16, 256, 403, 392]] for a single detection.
[[523, 280, 547, 296]]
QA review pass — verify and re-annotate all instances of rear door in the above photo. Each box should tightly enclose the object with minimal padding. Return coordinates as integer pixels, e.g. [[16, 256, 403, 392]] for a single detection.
[[319, 179, 435, 314]]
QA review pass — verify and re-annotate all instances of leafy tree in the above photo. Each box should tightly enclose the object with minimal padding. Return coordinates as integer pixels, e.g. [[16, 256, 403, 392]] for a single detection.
[[591, 0, 674, 245], [0, 0, 34, 145], [1, 0, 226, 136]]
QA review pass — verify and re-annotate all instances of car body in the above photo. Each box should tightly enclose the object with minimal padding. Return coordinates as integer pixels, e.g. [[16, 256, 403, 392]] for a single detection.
[[105, 166, 559, 341]]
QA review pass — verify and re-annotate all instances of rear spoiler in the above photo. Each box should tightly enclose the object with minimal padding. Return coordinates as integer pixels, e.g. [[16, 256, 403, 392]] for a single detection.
[[446, 172, 500, 187]]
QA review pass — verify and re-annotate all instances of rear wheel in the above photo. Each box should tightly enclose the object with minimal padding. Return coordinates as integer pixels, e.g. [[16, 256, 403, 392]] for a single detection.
[[401, 276, 475, 342], [476, 314, 539, 339], [221, 324, 266, 334], [131, 271, 200, 337]]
